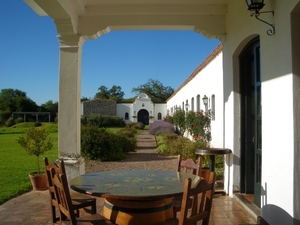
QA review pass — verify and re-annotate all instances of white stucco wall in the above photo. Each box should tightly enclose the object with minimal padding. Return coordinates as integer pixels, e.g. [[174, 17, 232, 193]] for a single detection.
[[167, 47, 224, 148], [224, 0, 300, 222], [117, 103, 132, 122], [153, 103, 167, 121]]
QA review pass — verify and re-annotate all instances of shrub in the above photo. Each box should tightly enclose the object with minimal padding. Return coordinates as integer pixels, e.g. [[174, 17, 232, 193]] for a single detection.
[[163, 115, 173, 124], [81, 115, 126, 127], [117, 127, 136, 139], [81, 126, 135, 161], [34, 121, 42, 127], [0, 110, 12, 124], [172, 109, 186, 135], [185, 110, 211, 146], [126, 122, 145, 130], [15, 117, 24, 124], [5, 118, 15, 127], [149, 121, 175, 135]]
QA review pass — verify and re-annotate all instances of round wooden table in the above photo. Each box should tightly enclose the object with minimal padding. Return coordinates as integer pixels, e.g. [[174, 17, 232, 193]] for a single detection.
[[70, 170, 200, 225]]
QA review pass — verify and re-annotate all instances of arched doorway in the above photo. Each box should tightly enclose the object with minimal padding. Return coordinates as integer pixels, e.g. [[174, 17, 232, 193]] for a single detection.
[[137, 109, 149, 125], [240, 37, 262, 207]]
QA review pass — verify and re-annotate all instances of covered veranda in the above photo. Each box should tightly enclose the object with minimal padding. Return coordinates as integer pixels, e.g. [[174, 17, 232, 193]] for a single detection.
[[23, 0, 300, 223]]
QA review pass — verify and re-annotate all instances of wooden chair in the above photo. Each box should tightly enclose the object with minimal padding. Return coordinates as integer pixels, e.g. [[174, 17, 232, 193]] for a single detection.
[[157, 172, 215, 225], [50, 168, 115, 225], [44, 157, 96, 224], [173, 154, 202, 217], [176, 154, 202, 176]]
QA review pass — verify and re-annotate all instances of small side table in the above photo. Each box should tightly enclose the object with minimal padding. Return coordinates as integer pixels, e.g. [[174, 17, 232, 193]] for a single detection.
[[195, 148, 232, 195]]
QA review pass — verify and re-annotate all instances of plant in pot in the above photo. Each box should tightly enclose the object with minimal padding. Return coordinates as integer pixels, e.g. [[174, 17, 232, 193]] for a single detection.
[[17, 127, 53, 190]]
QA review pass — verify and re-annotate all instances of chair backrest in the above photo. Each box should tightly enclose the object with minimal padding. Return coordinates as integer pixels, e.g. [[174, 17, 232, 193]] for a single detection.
[[50, 168, 78, 224], [44, 157, 66, 189], [177, 154, 202, 176], [178, 172, 215, 225]]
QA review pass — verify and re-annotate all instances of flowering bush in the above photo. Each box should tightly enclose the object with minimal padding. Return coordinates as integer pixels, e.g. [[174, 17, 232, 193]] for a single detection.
[[149, 121, 175, 135], [163, 115, 173, 124], [172, 109, 186, 135], [185, 110, 211, 146]]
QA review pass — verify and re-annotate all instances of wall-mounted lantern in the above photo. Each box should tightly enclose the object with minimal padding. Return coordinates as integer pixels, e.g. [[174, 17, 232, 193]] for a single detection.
[[245, 0, 275, 36]]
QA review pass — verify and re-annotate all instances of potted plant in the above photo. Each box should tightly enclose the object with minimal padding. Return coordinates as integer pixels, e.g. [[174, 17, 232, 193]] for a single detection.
[[17, 127, 53, 190]]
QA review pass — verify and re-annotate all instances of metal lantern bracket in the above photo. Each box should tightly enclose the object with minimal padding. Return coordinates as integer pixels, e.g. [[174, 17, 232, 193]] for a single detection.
[[251, 10, 275, 36]]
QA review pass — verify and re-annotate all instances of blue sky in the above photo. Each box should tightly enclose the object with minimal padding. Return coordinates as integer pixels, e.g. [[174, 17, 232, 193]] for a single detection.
[[1, 1, 220, 106]]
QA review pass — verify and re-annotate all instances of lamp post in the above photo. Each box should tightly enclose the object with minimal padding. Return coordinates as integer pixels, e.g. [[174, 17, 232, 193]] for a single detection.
[[202, 95, 208, 113], [185, 103, 189, 112]]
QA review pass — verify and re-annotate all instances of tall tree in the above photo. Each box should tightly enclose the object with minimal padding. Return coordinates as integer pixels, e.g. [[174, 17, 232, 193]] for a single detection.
[[0, 89, 38, 123], [109, 85, 124, 101], [95, 86, 110, 99], [131, 79, 174, 102], [95, 85, 124, 101], [0, 89, 37, 112]]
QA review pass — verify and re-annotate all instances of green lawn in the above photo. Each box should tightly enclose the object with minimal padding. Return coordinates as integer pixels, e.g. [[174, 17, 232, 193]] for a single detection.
[[0, 123, 143, 205], [0, 123, 58, 205]]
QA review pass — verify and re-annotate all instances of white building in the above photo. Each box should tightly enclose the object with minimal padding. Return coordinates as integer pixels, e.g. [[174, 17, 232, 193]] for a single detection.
[[25, 1, 300, 223]]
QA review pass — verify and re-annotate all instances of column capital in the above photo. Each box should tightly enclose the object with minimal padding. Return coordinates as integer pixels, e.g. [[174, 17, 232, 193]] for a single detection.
[[58, 35, 87, 50]]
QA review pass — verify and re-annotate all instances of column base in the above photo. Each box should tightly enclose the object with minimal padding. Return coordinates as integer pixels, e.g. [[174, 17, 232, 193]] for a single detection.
[[57, 157, 85, 180]]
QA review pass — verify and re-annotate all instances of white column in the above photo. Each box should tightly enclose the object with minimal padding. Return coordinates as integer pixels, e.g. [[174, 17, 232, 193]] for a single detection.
[[57, 35, 86, 179]]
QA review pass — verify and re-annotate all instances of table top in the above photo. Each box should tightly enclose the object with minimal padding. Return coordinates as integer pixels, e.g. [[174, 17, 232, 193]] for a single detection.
[[195, 148, 232, 155], [70, 170, 201, 200]]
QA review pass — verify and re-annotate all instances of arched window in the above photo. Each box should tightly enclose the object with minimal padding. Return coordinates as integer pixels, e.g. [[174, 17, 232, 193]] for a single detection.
[[196, 94, 200, 111], [211, 95, 215, 121], [158, 113, 162, 120], [182, 102, 184, 111], [125, 112, 129, 120], [185, 100, 189, 112], [191, 97, 194, 111]]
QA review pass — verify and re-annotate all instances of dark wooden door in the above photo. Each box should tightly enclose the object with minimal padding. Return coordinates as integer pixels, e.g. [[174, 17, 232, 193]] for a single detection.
[[240, 39, 262, 207], [137, 109, 149, 125]]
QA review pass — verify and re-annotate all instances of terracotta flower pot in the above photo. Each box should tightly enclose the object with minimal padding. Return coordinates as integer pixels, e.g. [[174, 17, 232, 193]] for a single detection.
[[29, 173, 48, 191]]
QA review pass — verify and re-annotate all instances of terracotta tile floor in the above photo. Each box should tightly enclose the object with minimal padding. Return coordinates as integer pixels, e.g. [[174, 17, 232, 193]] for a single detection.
[[0, 190, 257, 225]]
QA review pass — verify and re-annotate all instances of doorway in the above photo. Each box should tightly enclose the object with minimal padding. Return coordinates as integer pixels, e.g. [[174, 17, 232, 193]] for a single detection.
[[240, 38, 262, 207], [137, 109, 149, 125]]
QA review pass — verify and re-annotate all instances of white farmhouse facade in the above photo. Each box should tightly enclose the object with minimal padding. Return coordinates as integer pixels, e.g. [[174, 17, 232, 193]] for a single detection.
[[81, 93, 168, 125], [117, 93, 167, 125], [25, 0, 300, 223]]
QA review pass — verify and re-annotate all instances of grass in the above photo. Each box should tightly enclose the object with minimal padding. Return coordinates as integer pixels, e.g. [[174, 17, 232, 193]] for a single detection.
[[0, 123, 58, 205], [0, 122, 144, 205]]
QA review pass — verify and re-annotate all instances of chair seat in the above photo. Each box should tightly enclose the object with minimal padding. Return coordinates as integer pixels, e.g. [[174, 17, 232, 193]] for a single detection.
[[71, 192, 96, 208], [172, 196, 193, 212], [61, 213, 115, 225]]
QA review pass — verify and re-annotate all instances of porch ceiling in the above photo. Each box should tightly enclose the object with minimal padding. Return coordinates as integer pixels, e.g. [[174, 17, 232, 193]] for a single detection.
[[25, 0, 228, 40]]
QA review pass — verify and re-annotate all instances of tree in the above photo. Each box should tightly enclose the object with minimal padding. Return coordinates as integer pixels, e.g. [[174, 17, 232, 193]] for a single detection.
[[94, 85, 124, 101], [95, 86, 110, 99], [109, 85, 124, 101], [0, 89, 38, 123], [40, 100, 58, 112], [81, 96, 90, 101], [131, 79, 174, 102]]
